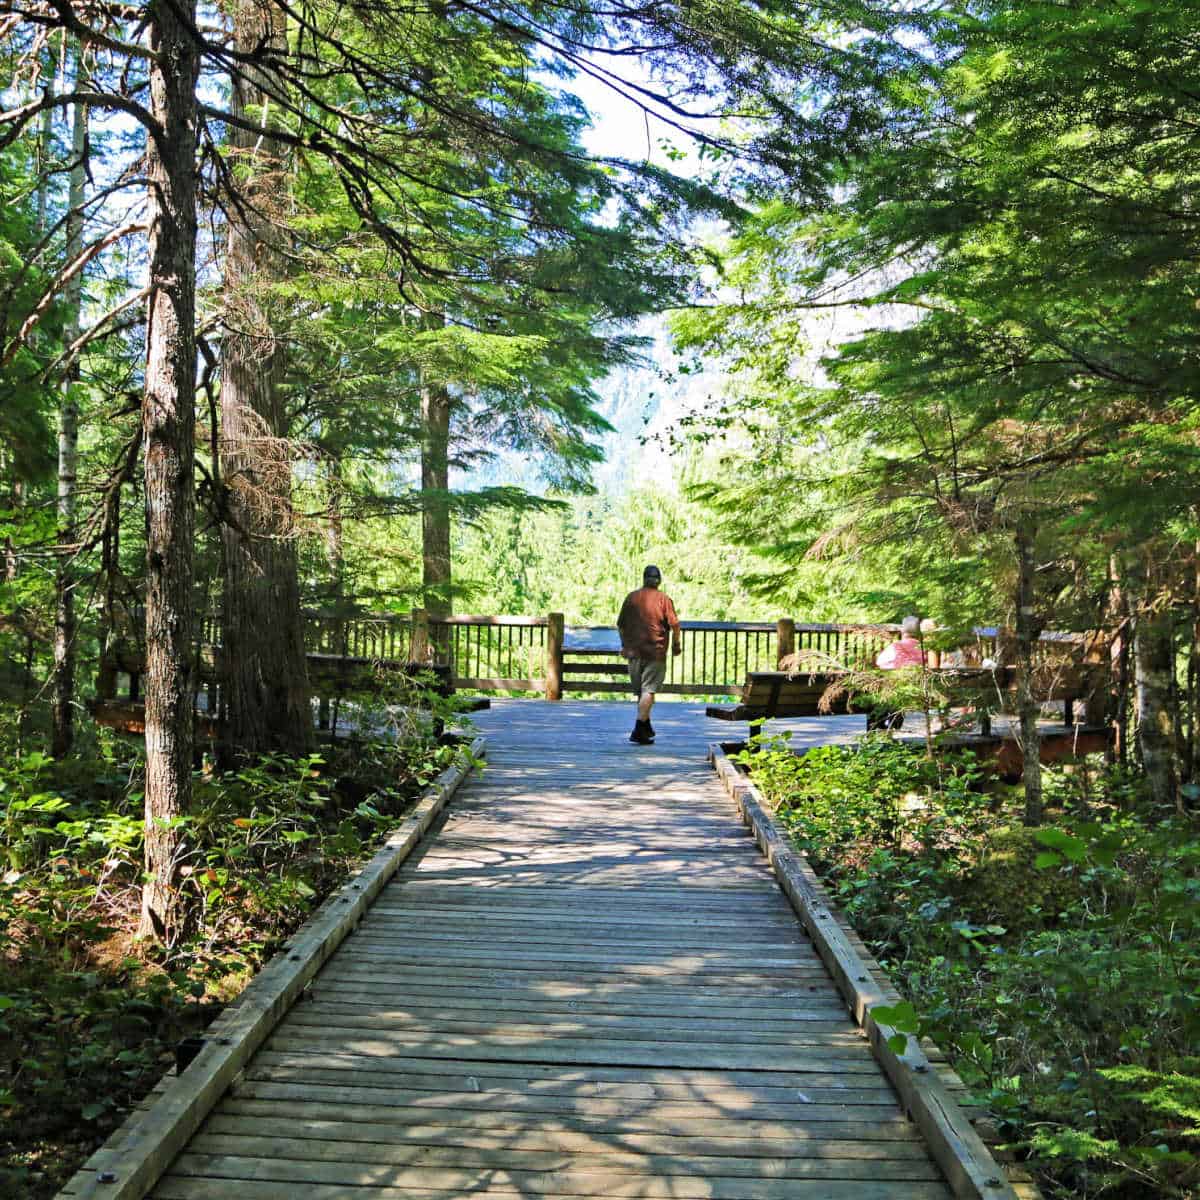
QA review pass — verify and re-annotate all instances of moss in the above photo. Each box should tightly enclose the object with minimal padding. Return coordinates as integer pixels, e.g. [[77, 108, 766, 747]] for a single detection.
[[962, 825, 1083, 927]]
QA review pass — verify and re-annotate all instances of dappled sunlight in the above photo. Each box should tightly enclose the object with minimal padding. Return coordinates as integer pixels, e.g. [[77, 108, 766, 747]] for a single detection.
[[151, 681, 951, 1197]]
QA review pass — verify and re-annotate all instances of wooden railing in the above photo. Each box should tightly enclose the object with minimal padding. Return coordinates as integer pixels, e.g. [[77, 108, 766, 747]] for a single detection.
[[554, 620, 900, 698], [306, 610, 414, 661], [427, 615, 551, 693], [104, 608, 1103, 709], [274, 611, 906, 700]]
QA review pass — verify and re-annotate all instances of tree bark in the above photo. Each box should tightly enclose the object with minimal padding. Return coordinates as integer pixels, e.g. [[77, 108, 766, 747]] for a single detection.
[[317, 456, 345, 732], [51, 88, 88, 757], [1014, 526, 1043, 826], [218, 0, 312, 759], [1135, 599, 1180, 811], [138, 0, 200, 945], [1188, 539, 1200, 786], [96, 475, 121, 703], [97, 428, 140, 702], [420, 313, 452, 618], [35, 70, 55, 235]]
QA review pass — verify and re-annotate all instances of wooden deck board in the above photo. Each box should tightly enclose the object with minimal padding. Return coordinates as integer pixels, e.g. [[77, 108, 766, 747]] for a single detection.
[[127, 700, 973, 1200]]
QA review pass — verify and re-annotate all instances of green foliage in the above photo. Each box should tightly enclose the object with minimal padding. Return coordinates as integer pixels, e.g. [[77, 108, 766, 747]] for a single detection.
[[0, 141, 56, 480], [668, 0, 1200, 718], [739, 733, 989, 861], [748, 738, 1200, 1197], [0, 703, 455, 1197], [967, 826, 1085, 929], [452, 445, 789, 623]]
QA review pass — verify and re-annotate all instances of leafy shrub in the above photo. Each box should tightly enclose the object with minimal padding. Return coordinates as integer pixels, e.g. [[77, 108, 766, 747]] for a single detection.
[[0, 700, 461, 1198], [744, 736, 1200, 1199], [963, 825, 1086, 927]]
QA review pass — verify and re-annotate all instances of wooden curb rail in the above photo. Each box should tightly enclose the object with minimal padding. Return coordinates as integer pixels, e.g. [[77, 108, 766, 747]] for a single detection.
[[58, 735, 486, 1200], [709, 743, 1024, 1200]]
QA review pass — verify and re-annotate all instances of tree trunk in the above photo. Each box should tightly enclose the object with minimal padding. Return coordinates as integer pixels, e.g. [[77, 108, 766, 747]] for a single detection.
[[138, 1, 200, 945], [1135, 601, 1180, 811], [1102, 554, 1129, 764], [317, 456, 345, 733], [420, 313, 452, 618], [96, 479, 121, 702], [218, 0, 312, 759], [97, 429, 139, 702], [35, 70, 54, 235], [1188, 539, 1200, 786], [51, 90, 88, 757], [1014, 526, 1043, 826]]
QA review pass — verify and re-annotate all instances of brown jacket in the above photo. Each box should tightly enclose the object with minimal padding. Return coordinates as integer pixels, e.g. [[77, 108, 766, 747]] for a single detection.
[[617, 587, 681, 661]]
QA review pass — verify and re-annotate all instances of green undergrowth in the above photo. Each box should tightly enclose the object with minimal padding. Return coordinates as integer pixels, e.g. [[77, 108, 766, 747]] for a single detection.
[[0, 694, 471, 1199], [739, 734, 1200, 1200]]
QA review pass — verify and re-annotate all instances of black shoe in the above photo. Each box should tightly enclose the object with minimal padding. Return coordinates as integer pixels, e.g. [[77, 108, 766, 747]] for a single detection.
[[629, 720, 655, 744], [646, 720, 656, 738]]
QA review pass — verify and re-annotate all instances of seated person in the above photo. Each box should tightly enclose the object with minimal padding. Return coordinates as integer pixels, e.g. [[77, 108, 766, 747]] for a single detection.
[[876, 615, 927, 669]]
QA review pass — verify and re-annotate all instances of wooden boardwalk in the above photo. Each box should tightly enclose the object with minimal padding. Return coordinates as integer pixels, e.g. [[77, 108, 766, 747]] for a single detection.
[[114, 701, 982, 1198]]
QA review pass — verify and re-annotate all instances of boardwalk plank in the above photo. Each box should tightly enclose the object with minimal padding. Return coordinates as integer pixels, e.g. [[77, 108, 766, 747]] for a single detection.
[[153, 1169, 951, 1200], [264, 1032, 888, 1072], [80, 702, 986, 1200], [158, 1153, 953, 1199], [247, 1051, 892, 1093], [280, 1005, 860, 1044], [286, 960, 845, 989], [192, 1130, 945, 1175], [218, 1089, 916, 1132], [260, 1030, 878, 1068], [305, 973, 840, 1007], [335, 941, 819, 967], [245, 1058, 898, 1104], [300, 988, 851, 1022]]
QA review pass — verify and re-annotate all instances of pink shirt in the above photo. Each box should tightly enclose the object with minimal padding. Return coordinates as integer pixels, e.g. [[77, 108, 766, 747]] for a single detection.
[[876, 637, 926, 669]]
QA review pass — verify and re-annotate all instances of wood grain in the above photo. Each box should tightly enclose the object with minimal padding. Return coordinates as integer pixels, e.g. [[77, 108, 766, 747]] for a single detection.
[[61, 700, 997, 1200]]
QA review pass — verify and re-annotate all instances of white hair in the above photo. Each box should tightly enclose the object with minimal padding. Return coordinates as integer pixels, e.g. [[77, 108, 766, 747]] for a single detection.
[[901, 615, 921, 637]]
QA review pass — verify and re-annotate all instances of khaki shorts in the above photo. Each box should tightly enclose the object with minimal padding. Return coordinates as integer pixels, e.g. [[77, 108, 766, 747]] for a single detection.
[[627, 657, 667, 696]]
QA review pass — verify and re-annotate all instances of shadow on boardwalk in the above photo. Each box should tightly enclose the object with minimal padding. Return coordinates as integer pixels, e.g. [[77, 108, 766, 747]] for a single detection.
[[104, 701, 967, 1200]]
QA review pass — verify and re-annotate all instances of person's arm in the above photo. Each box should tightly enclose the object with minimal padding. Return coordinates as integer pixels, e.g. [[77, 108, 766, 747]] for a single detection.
[[665, 596, 682, 655], [617, 596, 631, 652]]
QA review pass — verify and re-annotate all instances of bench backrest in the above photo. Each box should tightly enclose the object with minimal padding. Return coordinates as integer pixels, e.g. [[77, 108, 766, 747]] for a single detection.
[[741, 671, 844, 716], [739, 665, 1100, 718]]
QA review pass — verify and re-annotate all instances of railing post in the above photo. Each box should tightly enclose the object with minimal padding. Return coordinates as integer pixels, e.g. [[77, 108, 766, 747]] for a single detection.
[[776, 618, 795, 669], [411, 608, 430, 663], [546, 612, 564, 701]]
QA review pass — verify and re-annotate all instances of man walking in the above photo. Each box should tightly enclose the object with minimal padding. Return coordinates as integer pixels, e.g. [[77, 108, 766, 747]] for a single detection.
[[617, 565, 682, 745]]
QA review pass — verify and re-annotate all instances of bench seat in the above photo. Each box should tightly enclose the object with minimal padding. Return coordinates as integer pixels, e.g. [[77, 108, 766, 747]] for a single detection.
[[708, 666, 1100, 732], [706, 672, 871, 725]]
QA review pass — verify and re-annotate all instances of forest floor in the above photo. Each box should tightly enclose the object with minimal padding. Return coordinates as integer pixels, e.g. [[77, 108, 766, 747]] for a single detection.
[[742, 732, 1200, 1200], [0, 706, 461, 1199]]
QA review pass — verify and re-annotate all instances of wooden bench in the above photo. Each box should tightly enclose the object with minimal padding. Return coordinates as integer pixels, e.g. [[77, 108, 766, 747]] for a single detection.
[[932, 666, 1099, 733], [706, 671, 876, 737], [708, 666, 1102, 737]]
